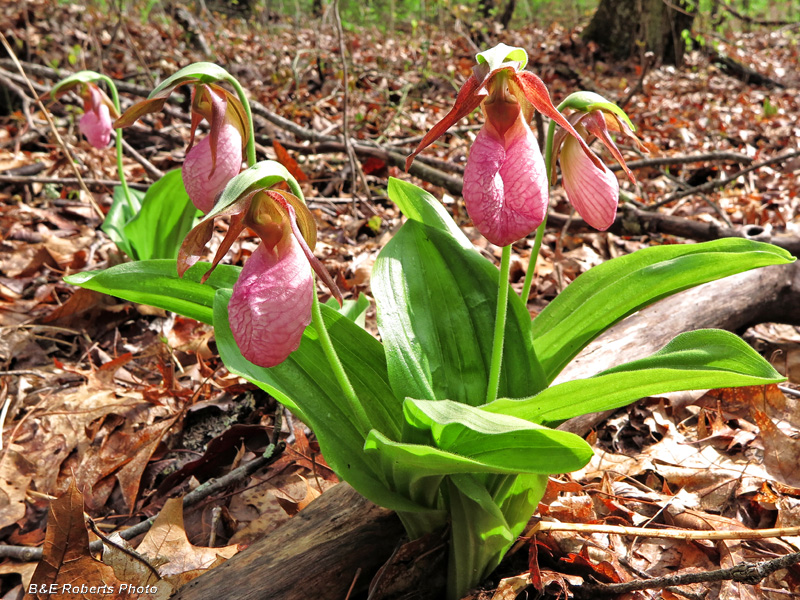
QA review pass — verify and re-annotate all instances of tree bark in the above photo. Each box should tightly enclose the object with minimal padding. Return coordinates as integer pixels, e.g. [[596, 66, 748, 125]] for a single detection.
[[582, 0, 695, 65], [174, 261, 800, 600]]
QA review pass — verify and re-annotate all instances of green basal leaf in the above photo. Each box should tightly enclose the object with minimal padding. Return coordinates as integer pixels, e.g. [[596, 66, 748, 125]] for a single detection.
[[149, 62, 233, 98], [123, 169, 201, 260], [475, 43, 528, 70], [532, 239, 795, 382], [487, 329, 785, 427], [387, 178, 471, 248], [445, 475, 517, 600], [65, 260, 240, 324], [403, 399, 593, 474], [213, 289, 425, 513], [374, 219, 545, 407], [325, 292, 370, 328], [102, 185, 144, 259]]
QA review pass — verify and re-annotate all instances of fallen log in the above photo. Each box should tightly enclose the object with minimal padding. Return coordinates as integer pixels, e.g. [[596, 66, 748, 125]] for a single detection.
[[173, 263, 800, 600], [549, 204, 800, 257]]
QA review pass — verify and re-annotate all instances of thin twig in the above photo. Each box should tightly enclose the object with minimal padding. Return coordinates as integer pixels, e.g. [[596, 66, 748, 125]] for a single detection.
[[649, 150, 800, 208], [0, 34, 104, 221], [0, 174, 149, 190], [0, 443, 284, 561], [120, 137, 165, 180], [534, 520, 800, 540], [332, 0, 369, 212], [87, 518, 161, 581], [608, 151, 753, 172], [575, 551, 800, 596]]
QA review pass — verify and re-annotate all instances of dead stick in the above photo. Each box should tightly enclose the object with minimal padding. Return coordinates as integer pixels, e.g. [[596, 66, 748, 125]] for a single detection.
[[0, 35, 104, 221], [651, 149, 800, 207], [0, 443, 284, 561], [608, 151, 753, 171], [0, 175, 149, 191], [533, 521, 800, 540], [575, 551, 800, 596]]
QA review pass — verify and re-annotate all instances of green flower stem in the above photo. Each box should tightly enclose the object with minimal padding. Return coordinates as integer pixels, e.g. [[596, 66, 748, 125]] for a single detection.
[[520, 217, 546, 306], [225, 76, 257, 167], [486, 244, 512, 404], [98, 75, 134, 212], [520, 116, 560, 303], [310, 288, 371, 433]]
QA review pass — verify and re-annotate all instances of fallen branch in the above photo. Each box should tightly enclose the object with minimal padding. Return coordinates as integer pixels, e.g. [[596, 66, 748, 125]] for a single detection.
[[575, 551, 800, 596], [648, 149, 800, 207], [703, 44, 785, 88], [547, 203, 800, 257], [607, 151, 753, 172], [0, 174, 150, 191], [0, 443, 285, 561]]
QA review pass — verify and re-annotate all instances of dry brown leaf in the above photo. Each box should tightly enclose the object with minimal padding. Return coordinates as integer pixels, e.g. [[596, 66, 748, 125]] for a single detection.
[[101, 533, 173, 600], [0, 448, 34, 530], [753, 409, 800, 487], [26, 481, 134, 600], [274, 474, 321, 516], [136, 497, 240, 580]]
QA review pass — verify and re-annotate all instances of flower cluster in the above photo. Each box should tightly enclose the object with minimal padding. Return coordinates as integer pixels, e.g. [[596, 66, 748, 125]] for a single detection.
[[407, 44, 644, 245]]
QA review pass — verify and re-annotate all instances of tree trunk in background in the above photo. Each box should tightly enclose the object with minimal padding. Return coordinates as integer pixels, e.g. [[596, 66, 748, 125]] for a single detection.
[[582, 0, 695, 65], [500, 0, 516, 29]]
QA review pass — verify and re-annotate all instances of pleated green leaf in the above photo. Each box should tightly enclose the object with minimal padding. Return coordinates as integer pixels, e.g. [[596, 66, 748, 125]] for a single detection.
[[64, 260, 240, 324], [532, 239, 794, 382], [487, 329, 785, 426]]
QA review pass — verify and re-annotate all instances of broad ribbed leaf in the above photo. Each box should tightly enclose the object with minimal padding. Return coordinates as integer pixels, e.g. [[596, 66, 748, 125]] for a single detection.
[[532, 239, 794, 382], [123, 170, 201, 260], [64, 260, 240, 324], [213, 289, 422, 512], [403, 399, 592, 473], [387, 178, 471, 248], [487, 329, 785, 426], [102, 186, 144, 259], [325, 293, 370, 328], [374, 211, 545, 406]]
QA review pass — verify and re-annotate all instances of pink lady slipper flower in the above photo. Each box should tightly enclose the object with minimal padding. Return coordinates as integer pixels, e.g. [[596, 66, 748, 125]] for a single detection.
[[79, 83, 116, 148], [181, 85, 245, 213], [551, 91, 647, 230], [178, 167, 341, 368], [116, 79, 249, 213], [406, 44, 604, 246]]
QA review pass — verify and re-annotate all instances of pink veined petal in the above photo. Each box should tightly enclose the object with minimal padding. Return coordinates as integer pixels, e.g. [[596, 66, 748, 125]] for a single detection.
[[462, 119, 548, 246], [228, 238, 314, 368], [182, 122, 243, 213], [560, 136, 619, 231], [79, 103, 112, 148]]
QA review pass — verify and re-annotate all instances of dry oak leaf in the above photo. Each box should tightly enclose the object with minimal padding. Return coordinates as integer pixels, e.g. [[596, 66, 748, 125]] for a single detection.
[[136, 497, 240, 580], [101, 533, 172, 600], [26, 481, 151, 600], [0, 447, 35, 530]]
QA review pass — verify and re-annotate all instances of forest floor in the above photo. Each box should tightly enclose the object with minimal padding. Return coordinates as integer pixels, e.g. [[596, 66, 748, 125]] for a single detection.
[[0, 1, 800, 598]]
